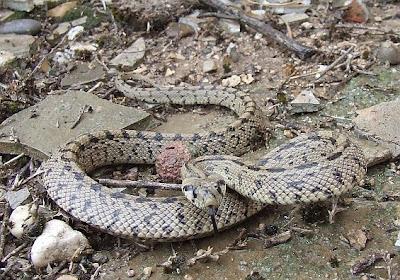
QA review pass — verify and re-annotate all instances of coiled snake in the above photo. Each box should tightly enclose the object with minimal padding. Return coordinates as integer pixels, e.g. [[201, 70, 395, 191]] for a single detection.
[[42, 81, 366, 242]]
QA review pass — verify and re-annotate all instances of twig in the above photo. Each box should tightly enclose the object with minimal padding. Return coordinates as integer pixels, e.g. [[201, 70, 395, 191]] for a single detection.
[[351, 252, 395, 275], [70, 105, 93, 129], [246, 0, 308, 8], [1, 241, 28, 262], [25, 34, 68, 82], [200, 0, 315, 59], [199, 12, 239, 20], [0, 153, 25, 169], [90, 264, 102, 280], [98, 179, 182, 190], [315, 46, 355, 81], [0, 204, 10, 259]]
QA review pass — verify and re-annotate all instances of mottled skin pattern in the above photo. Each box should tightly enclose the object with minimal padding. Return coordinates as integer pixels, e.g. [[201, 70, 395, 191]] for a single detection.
[[181, 133, 367, 208], [42, 83, 366, 242]]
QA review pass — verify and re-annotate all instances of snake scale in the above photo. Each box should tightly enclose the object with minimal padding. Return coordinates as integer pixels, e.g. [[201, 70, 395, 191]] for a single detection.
[[42, 81, 367, 242]]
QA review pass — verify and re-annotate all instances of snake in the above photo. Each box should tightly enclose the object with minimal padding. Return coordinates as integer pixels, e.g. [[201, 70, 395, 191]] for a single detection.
[[42, 80, 367, 242]]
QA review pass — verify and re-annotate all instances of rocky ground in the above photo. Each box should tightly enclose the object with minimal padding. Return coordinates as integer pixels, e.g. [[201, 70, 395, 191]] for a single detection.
[[1, 0, 400, 279]]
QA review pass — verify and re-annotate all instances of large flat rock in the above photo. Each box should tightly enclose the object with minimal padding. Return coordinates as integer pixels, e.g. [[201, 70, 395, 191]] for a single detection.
[[353, 99, 400, 159], [0, 91, 150, 159]]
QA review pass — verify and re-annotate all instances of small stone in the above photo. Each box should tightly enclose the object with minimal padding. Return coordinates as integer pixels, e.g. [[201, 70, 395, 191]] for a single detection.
[[290, 90, 322, 113], [221, 75, 241, 87], [374, 16, 382, 22], [165, 68, 175, 77], [71, 16, 87, 27], [56, 275, 78, 280], [47, 1, 77, 18], [9, 203, 38, 238], [91, 251, 109, 264], [3, 0, 34, 12], [219, 19, 240, 33], [202, 59, 217, 73], [343, 0, 369, 23], [53, 22, 71, 36], [254, 33, 263, 40], [70, 42, 98, 56], [376, 41, 400, 65], [0, 19, 41, 35], [279, 13, 309, 24], [5, 187, 30, 209], [156, 141, 191, 182], [184, 275, 193, 280], [395, 231, 400, 249], [300, 21, 313, 30], [143, 267, 152, 278], [67, 26, 84, 41], [127, 269, 135, 277], [251, 10, 266, 16], [0, 50, 15, 67], [240, 73, 254, 85], [110, 37, 146, 69], [166, 22, 195, 38], [31, 219, 90, 268]]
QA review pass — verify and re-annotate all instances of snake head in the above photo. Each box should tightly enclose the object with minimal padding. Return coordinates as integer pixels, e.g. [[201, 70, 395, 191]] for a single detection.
[[181, 176, 226, 211], [182, 176, 226, 234]]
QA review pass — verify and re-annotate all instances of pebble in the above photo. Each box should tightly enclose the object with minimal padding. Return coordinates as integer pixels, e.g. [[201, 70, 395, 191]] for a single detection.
[[47, 1, 77, 18], [289, 89, 322, 113], [202, 59, 217, 73], [31, 219, 90, 268], [67, 26, 84, 40], [127, 269, 135, 277], [222, 75, 241, 87], [9, 203, 38, 238], [5, 187, 30, 209], [376, 41, 400, 65], [166, 22, 195, 38], [91, 251, 109, 264], [0, 50, 15, 67], [56, 275, 78, 280], [0, 19, 41, 35], [110, 37, 146, 69], [219, 19, 240, 34]]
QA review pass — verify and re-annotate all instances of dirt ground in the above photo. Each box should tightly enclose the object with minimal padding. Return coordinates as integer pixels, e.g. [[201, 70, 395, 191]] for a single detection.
[[1, 0, 400, 279]]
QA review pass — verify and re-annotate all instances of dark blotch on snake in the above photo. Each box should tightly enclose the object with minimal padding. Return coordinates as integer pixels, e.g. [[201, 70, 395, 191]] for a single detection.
[[327, 151, 343, 161], [173, 134, 183, 141], [122, 130, 130, 139], [191, 133, 201, 141], [90, 183, 102, 192], [105, 131, 114, 140], [72, 171, 85, 181], [153, 132, 164, 141], [137, 197, 151, 203], [110, 192, 126, 199], [293, 162, 319, 170], [163, 197, 178, 203]]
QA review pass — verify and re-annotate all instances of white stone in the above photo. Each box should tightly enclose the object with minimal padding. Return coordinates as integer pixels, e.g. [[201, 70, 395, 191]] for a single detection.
[[70, 42, 98, 55], [67, 26, 84, 41], [290, 90, 322, 113], [9, 203, 37, 238], [221, 75, 241, 87], [110, 37, 146, 68], [202, 60, 217, 73], [0, 50, 15, 67], [31, 219, 90, 268], [219, 19, 240, 34]]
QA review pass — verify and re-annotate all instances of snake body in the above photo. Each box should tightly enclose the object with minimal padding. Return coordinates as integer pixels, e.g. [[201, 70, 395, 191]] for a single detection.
[[42, 83, 366, 242]]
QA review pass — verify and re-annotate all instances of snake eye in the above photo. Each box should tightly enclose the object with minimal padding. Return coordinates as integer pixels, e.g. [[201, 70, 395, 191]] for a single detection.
[[216, 179, 225, 186]]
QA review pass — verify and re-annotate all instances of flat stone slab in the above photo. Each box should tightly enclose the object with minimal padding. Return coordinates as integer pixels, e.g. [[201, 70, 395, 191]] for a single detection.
[[353, 99, 400, 159], [0, 34, 35, 58], [0, 91, 150, 159]]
